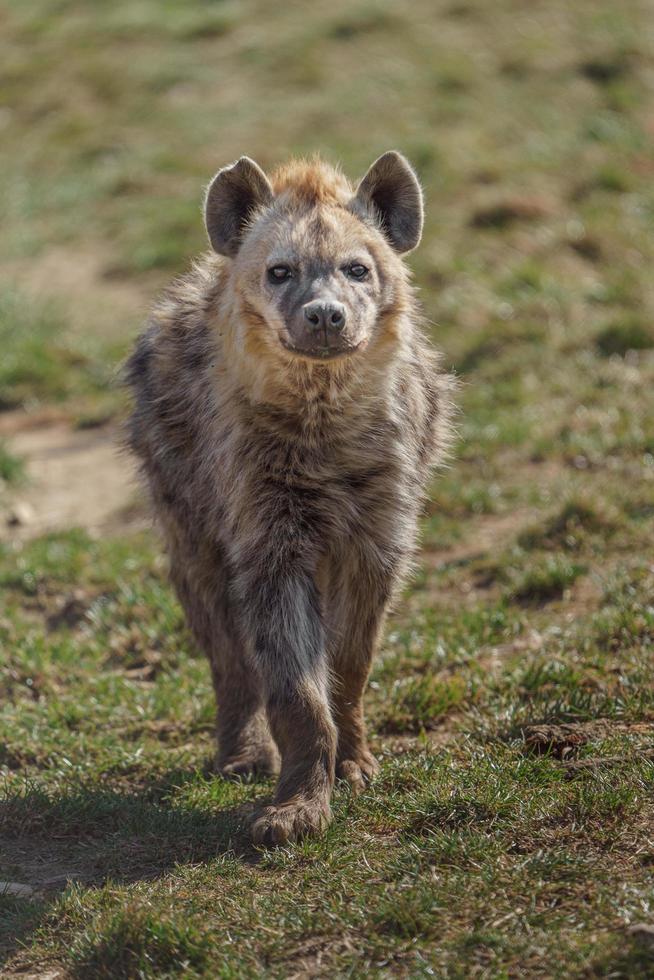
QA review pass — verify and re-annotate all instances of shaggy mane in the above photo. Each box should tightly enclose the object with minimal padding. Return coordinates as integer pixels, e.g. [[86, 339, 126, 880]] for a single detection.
[[270, 158, 353, 208]]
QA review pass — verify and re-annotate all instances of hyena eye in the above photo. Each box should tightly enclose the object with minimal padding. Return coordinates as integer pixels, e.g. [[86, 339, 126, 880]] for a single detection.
[[346, 264, 369, 280], [268, 265, 292, 283]]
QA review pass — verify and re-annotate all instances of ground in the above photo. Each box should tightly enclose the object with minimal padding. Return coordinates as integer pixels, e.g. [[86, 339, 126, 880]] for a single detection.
[[1, 0, 654, 976]]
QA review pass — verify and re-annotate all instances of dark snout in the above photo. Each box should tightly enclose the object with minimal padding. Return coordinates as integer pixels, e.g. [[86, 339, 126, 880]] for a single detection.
[[303, 300, 346, 334], [282, 299, 358, 359]]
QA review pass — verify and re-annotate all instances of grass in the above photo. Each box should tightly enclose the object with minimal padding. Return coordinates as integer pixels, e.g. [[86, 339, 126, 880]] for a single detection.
[[595, 316, 654, 356], [0, 443, 25, 487], [1, 0, 654, 976], [507, 554, 587, 604], [0, 288, 119, 415]]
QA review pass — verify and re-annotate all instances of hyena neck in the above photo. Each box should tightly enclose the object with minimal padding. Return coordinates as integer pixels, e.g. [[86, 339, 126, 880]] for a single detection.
[[221, 319, 410, 443]]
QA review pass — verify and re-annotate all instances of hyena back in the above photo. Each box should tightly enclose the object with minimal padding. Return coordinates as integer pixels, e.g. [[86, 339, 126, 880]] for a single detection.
[[126, 152, 455, 844]]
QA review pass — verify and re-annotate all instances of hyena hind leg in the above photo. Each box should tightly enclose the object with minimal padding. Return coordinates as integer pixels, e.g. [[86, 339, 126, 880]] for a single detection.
[[172, 561, 280, 779], [209, 646, 280, 780], [331, 662, 380, 795], [328, 569, 393, 794]]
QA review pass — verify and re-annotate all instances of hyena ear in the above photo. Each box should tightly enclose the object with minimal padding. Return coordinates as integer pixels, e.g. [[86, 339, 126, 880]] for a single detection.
[[351, 151, 424, 254], [204, 156, 274, 257]]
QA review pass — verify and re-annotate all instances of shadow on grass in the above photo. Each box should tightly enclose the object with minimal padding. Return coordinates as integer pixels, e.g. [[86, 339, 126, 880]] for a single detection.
[[0, 893, 46, 972], [586, 942, 654, 979], [0, 768, 265, 969]]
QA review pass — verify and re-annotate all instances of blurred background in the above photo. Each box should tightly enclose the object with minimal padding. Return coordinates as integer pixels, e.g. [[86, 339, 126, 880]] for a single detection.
[[1, 2, 654, 976]]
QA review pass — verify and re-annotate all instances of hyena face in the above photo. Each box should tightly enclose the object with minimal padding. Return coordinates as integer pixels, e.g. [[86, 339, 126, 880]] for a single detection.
[[243, 207, 386, 361], [204, 152, 423, 364]]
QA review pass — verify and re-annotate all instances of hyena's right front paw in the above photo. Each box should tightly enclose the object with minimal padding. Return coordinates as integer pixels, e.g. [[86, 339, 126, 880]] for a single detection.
[[250, 797, 332, 846]]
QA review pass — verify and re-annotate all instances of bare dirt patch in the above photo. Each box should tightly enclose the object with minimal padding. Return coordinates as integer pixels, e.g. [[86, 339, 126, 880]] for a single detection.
[[1, 419, 146, 539], [0, 838, 93, 896], [522, 720, 654, 759], [4, 244, 149, 339], [424, 507, 538, 570]]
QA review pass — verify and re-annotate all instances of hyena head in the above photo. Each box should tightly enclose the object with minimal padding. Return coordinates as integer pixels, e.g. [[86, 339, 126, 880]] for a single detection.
[[204, 152, 423, 365]]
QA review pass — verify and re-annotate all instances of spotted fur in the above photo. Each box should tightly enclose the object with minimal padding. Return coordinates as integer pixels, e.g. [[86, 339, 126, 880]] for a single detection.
[[125, 153, 456, 844]]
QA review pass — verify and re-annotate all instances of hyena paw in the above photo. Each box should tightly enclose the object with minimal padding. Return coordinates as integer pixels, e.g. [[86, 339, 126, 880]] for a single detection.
[[250, 797, 331, 846], [336, 749, 379, 794], [217, 744, 280, 781]]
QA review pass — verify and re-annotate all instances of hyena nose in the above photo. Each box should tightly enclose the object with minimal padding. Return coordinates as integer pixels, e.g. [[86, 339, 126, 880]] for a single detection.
[[303, 301, 347, 333]]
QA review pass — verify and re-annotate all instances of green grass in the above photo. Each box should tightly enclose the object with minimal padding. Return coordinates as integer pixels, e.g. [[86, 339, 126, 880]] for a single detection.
[[0, 443, 25, 487], [0, 288, 119, 414], [1, 0, 654, 976], [595, 316, 654, 356], [508, 555, 587, 604]]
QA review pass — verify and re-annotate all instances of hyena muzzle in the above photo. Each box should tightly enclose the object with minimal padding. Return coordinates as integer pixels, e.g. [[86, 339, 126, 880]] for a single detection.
[[125, 151, 455, 845]]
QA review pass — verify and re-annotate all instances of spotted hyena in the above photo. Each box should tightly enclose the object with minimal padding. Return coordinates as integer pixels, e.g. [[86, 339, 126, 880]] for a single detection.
[[125, 152, 455, 844]]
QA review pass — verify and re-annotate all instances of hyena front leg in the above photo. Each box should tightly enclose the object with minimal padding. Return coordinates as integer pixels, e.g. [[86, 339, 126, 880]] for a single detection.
[[232, 540, 336, 845], [328, 555, 401, 794], [170, 556, 279, 778]]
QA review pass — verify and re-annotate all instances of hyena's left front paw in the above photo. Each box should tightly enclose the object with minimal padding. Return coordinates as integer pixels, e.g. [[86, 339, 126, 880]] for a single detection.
[[250, 796, 332, 846], [217, 743, 280, 781], [336, 747, 379, 794]]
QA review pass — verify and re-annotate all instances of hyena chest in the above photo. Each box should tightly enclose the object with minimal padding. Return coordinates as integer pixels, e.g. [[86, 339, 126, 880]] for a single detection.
[[291, 439, 418, 554], [211, 412, 419, 558]]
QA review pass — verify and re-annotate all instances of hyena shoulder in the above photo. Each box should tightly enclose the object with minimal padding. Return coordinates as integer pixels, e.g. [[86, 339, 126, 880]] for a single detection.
[[125, 259, 226, 448]]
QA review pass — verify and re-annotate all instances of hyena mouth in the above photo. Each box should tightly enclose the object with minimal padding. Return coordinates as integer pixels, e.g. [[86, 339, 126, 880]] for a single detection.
[[280, 338, 364, 361]]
